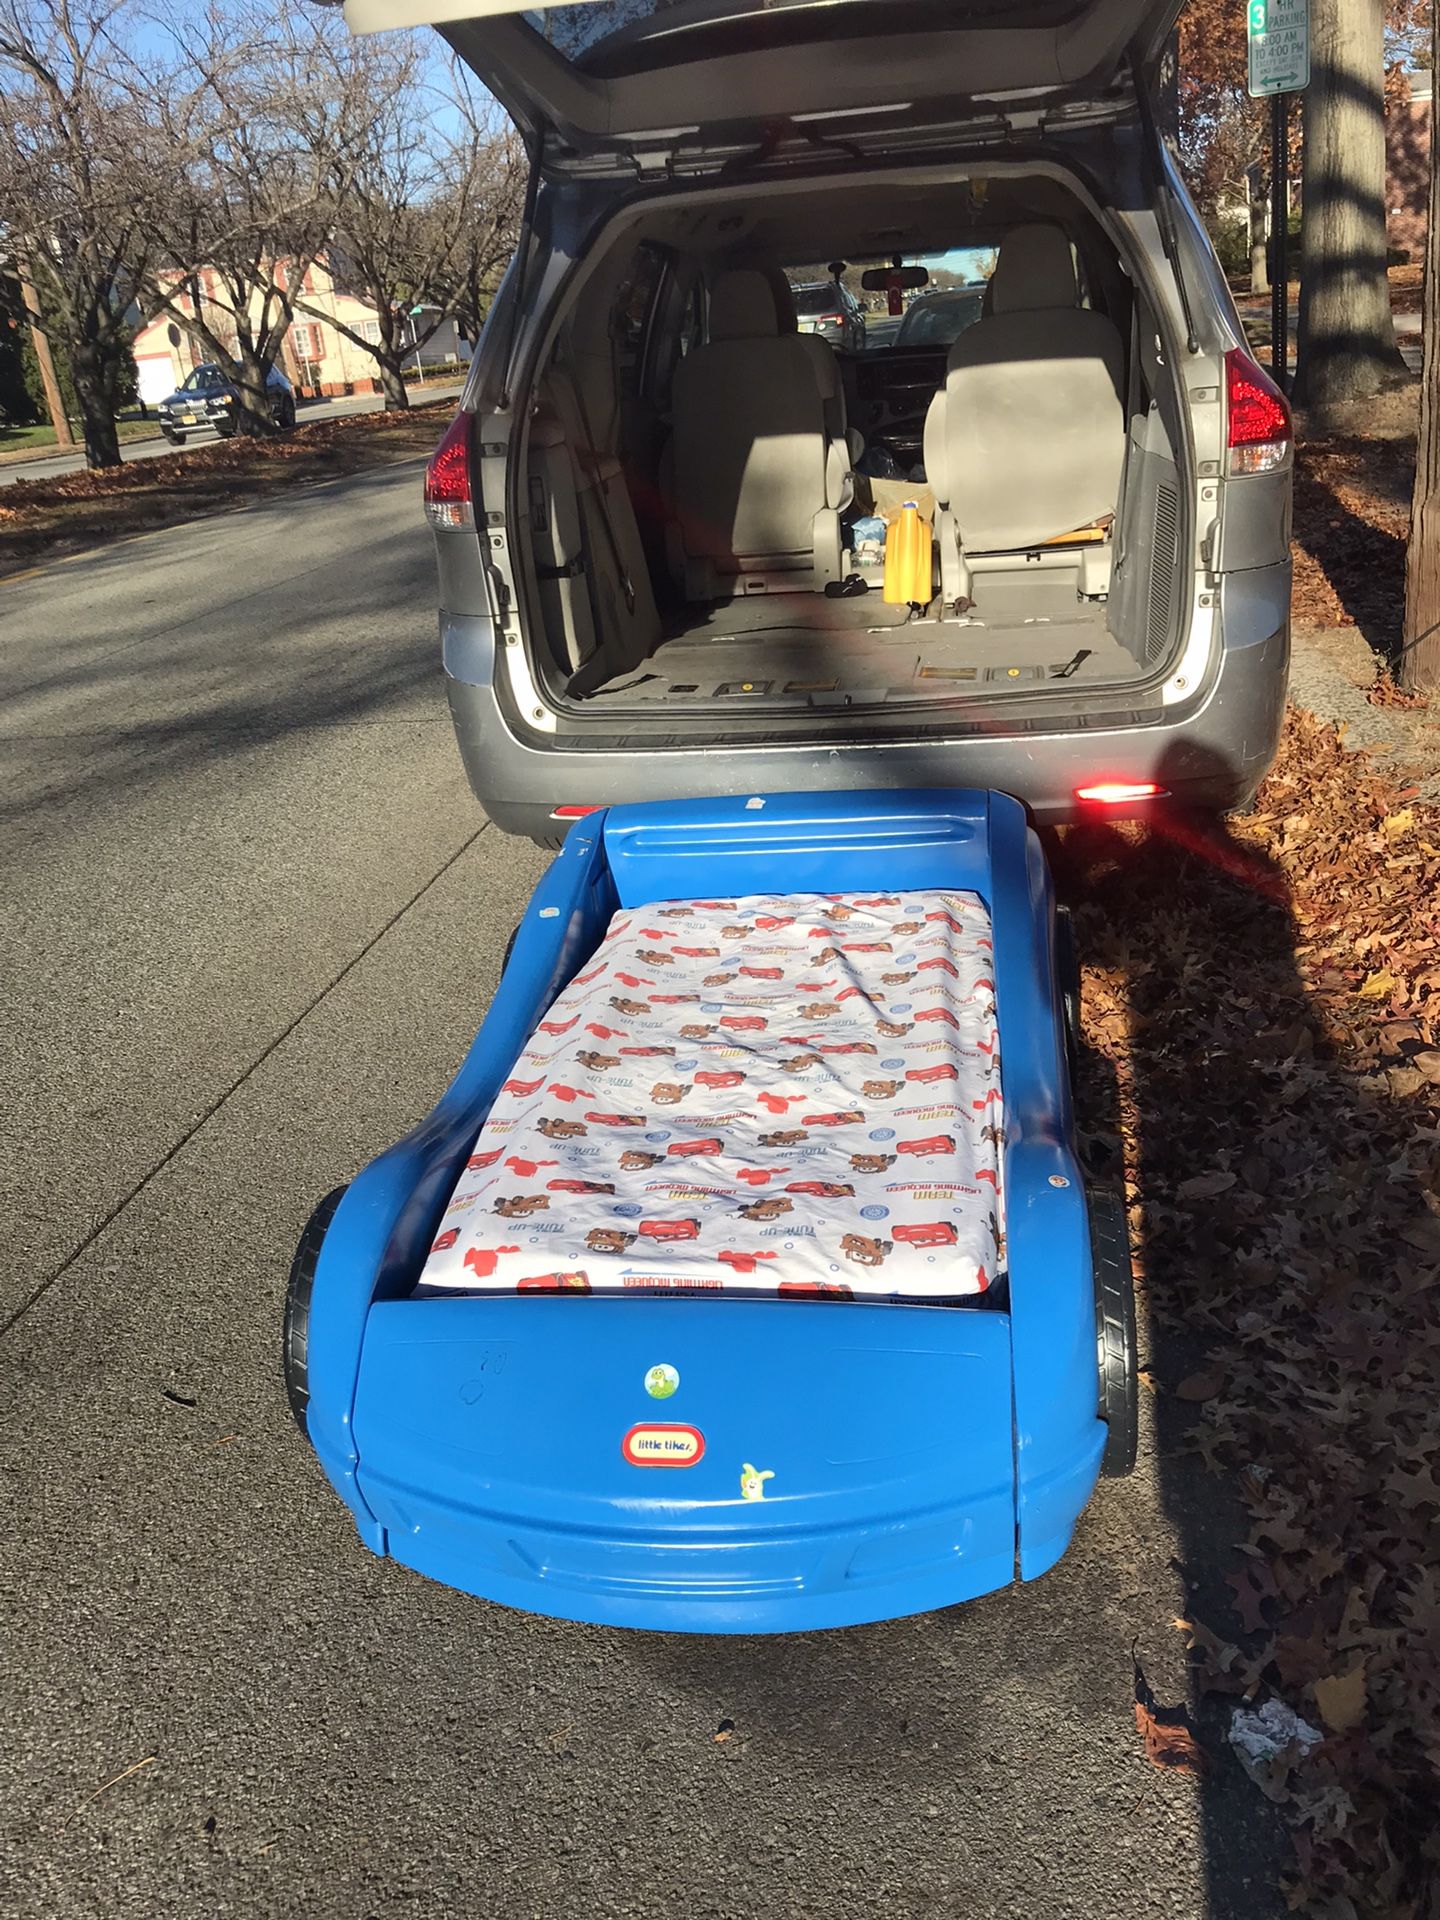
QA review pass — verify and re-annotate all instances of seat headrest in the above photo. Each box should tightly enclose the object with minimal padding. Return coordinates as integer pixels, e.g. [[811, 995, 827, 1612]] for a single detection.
[[988, 225, 1078, 315], [709, 270, 779, 341]]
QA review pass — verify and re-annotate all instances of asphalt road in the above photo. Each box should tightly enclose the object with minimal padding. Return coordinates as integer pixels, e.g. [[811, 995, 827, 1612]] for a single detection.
[[0, 382, 464, 487], [0, 466, 1283, 1919]]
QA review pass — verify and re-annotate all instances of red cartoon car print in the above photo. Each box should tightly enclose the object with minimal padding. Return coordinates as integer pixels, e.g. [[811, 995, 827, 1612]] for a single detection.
[[538, 1016, 578, 1036], [502, 1075, 543, 1097], [546, 1178, 616, 1196], [666, 1137, 724, 1158], [925, 909, 968, 934], [906, 1063, 960, 1084], [813, 1041, 878, 1056], [614, 972, 653, 990], [619, 1046, 673, 1057], [651, 994, 700, 1005], [516, 1270, 592, 1293], [585, 1023, 623, 1041], [915, 1007, 960, 1029], [785, 1180, 856, 1198], [547, 1083, 584, 1103], [638, 1218, 702, 1241], [463, 1244, 520, 1279], [431, 1228, 460, 1253], [754, 914, 794, 931], [840, 941, 893, 954], [585, 1112, 648, 1127], [672, 946, 721, 959], [893, 1221, 959, 1248], [720, 1014, 767, 1031], [918, 957, 960, 978], [897, 1134, 957, 1156], [738, 965, 783, 980], [777, 1279, 855, 1300], [694, 1069, 744, 1089], [716, 1249, 778, 1275], [466, 1150, 502, 1172], [807, 1110, 865, 1127]]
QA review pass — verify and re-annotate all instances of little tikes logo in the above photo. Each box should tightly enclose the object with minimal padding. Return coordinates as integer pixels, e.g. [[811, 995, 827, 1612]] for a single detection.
[[622, 1422, 705, 1467]]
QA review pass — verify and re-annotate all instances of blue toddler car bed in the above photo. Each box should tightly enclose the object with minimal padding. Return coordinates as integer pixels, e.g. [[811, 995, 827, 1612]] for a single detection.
[[284, 788, 1136, 1633]]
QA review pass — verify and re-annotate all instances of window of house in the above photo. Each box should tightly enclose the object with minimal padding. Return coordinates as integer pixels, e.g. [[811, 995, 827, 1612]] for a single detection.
[[291, 322, 324, 361], [359, 318, 382, 345]]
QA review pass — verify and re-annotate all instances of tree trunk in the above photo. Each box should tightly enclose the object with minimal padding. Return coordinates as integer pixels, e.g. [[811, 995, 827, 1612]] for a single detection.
[[1401, 7, 1440, 693], [232, 349, 278, 437], [69, 337, 121, 469], [1247, 163, 1270, 296], [377, 352, 410, 410], [19, 266, 73, 449], [1292, 0, 1408, 421]]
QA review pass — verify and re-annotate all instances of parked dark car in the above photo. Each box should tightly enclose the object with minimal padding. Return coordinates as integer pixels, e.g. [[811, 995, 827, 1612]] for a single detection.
[[894, 287, 987, 350], [791, 281, 867, 352], [156, 362, 296, 445]]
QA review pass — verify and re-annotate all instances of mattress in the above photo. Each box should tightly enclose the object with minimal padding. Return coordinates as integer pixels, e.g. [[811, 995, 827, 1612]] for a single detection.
[[417, 891, 1004, 1303]]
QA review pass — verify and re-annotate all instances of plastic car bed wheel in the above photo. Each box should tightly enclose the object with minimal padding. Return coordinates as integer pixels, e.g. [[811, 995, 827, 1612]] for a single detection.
[[1090, 1185, 1138, 1477], [283, 1185, 348, 1436]]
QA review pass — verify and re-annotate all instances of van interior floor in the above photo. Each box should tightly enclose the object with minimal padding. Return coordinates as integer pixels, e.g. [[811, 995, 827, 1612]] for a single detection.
[[580, 578, 1141, 706]]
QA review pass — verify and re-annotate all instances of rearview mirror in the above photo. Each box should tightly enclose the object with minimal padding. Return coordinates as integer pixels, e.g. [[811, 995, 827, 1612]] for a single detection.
[[860, 264, 929, 292]]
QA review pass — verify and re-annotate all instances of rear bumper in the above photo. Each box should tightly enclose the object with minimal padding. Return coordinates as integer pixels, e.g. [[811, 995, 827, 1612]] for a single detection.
[[443, 570, 1290, 840]]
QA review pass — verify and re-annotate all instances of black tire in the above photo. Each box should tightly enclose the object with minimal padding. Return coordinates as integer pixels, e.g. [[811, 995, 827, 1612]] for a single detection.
[[1090, 1186, 1138, 1477], [1054, 905, 1081, 1081], [162, 428, 184, 446], [283, 1185, 347, 1436]]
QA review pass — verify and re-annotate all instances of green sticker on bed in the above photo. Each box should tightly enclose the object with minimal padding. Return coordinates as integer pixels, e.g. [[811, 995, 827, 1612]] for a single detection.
[[644, 1363, 679, 1400]]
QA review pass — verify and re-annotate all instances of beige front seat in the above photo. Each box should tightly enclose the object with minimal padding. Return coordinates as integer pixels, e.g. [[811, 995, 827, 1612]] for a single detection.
[[668, 270, 847, 600], [923, 224, 1126, 607]]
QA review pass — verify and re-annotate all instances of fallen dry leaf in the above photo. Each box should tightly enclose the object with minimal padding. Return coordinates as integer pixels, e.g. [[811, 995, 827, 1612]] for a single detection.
[[1358, 970, 1399, 1000], [1177, 1171, 1238, 1199], [1134, 1698, 1206, 1775], [1312, 1668, 1368, 1734], [1174, 1369, 1225, 1402]]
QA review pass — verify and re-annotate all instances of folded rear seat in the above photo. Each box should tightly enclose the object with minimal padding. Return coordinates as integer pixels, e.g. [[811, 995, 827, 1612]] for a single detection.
[[418, 892, 1005, 1303]]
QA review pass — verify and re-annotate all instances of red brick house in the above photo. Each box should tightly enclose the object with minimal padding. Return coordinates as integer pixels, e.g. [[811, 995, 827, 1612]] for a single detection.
[[1387, 70, 1432, 262]]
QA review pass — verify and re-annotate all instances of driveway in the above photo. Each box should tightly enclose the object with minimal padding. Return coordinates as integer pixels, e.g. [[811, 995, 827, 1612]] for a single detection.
[[0, 382, 464, 487], [0, 467, 1282, 1919]]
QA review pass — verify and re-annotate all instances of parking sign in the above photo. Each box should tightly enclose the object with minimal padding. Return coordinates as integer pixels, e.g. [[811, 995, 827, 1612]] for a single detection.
[[1247, 0, 1310, 98]]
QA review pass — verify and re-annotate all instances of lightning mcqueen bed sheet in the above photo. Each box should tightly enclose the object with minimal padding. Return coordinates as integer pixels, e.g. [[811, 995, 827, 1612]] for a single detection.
[[417, 892, 1002, 1302]]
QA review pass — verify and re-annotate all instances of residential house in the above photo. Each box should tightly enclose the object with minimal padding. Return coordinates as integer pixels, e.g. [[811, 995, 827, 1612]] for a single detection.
[[131, 251, 473, 405], [1387, 70, 1432, 263]]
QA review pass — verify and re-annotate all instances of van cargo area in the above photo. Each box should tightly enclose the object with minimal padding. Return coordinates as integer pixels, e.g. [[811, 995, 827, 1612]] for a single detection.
[[509, 168, 1194, 734]]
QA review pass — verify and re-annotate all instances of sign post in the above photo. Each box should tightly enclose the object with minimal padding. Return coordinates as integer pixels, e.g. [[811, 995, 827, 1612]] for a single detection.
[[1247, 0, 1310, 392]]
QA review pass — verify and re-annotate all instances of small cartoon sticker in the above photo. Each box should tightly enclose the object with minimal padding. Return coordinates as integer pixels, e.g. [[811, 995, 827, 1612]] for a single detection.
[[645, 1363, 680, 1400], [739, 1463, 774, 1502]]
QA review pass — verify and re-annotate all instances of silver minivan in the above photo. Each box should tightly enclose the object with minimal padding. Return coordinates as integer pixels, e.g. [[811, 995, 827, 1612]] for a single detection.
[[349, 0, 1293, 844]]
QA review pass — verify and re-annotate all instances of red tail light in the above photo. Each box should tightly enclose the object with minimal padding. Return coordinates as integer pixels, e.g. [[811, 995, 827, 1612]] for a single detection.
[[424, 412, 473, 529], [1224, 348, 1291, 476], [550, 804, 601, 820], [1074, 781, 1165, 805]]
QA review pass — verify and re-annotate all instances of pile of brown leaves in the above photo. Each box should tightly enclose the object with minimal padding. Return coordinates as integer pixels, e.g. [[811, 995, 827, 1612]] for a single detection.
[[1291, 434, 1413, 656], [1063, 711, 1440, 1918], [0, 402, 453, 571]]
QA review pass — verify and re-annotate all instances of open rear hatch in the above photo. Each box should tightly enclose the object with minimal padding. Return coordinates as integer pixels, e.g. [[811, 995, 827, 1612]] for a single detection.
[[352, 1294, 1016, 1631], [343, 0, 1185, 164]]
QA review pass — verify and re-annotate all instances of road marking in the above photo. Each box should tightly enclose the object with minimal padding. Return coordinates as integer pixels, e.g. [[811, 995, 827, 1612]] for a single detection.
[[0, 565, 46, 587]]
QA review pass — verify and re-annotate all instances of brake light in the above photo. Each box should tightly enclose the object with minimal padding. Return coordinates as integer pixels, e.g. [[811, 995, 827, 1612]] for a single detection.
[[818, 313, 843, 324], [423, 412, 473, 529], [550, 804, 601, 820], [1074, 781, 1165, 805], [1224, 348, 1291, 476]]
